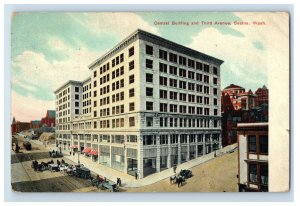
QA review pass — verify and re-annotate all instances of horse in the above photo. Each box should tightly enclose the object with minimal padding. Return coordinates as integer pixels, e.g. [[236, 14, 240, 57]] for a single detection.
[[176, 175, 185, 187], [170, 175, 177, 184]]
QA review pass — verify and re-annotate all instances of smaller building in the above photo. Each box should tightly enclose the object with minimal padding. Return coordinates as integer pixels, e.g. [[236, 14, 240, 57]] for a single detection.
[[237, 122, 268, 192], [222, 84, 257, 111], [30, 120, 42, 129], [255, 85, 269, 106], [11, 118, 31, 134], [41, 110, 56, 127]]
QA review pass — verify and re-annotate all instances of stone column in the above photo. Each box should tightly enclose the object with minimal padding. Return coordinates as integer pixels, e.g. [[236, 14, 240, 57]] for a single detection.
[[156, 134, 161, 173], [137, 134, 144, 179], [167, 134, 171, 168], [98, 139, 100, 164], [203, 134, 206, 155], [177, 134, 181, 165], [186, 134, 190, 161], [195, 134, 198, 158], [219, 133, 222, 149], [124, 143, 128, 174], [210, 134, 213, 153]]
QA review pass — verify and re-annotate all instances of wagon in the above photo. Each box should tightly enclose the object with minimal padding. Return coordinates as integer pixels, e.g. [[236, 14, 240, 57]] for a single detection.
[[75, 167, 91, 179], [179, 169, 192, 179], [101, 182, 119, 192], [23, 141, 32, 150], [49, 164, 59, 172]]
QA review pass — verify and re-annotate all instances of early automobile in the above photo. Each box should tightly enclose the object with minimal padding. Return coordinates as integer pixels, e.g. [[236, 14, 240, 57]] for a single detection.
[[179, 169, 193, 179]]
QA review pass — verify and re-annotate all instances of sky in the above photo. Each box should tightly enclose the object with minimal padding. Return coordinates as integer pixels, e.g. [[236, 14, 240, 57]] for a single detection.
[[10, 12, 288, 122]]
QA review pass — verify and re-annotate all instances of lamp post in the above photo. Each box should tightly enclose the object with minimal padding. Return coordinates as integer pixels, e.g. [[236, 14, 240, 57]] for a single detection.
[[77, 149, 80, 164]]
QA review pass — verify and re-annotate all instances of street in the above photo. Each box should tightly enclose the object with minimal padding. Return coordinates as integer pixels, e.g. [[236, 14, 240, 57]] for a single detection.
[[11, 135, 238, 192]]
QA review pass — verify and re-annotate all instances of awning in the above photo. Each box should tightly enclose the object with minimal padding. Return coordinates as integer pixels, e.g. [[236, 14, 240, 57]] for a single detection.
[[70, 145, 78, 149], [82, 147, 92, 153], [88, 149, 99, 156]]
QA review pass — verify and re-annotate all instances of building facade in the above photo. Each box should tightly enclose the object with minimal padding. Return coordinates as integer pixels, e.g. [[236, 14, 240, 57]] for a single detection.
[[237, 122, 268, 192], [30, 120, 42, 129], [41, 110, 56, 127], [11, 117, 31, 134], [222, 84, 257, 111], [55, 29, 223, 178]]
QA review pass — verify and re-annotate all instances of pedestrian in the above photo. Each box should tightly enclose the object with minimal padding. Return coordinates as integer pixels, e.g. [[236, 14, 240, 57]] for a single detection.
[[49, 151, 52, 157], [69, 151, 72, 156], [135, 171, 138, 180], [119, 178, 122, 186], [173, 165, 177, 174]]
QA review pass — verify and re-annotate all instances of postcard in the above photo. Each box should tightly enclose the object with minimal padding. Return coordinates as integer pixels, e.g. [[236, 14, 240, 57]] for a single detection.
[[10, 12, 289, 192]]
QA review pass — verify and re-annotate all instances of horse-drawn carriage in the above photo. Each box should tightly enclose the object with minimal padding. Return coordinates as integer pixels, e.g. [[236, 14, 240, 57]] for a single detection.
[[179, 169, 192, 179], [90, 175, 119, 192], [23, 141, 32, 150], [49, 150, 63, 158], [31, 160, 54, 172], [75, 166, 91, 179]]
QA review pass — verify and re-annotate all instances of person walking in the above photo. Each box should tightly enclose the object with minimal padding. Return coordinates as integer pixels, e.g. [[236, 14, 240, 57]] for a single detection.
[[135, 171, 138, 180]]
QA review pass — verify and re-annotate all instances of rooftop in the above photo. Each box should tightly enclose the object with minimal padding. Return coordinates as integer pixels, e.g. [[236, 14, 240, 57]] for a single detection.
[[54, 80, 83, 94], [224, 84, 245, 90], [89, 29, 224, 70]]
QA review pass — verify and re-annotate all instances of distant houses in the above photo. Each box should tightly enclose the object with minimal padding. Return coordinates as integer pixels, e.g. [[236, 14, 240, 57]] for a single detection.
[[11, 110, 56, 135]]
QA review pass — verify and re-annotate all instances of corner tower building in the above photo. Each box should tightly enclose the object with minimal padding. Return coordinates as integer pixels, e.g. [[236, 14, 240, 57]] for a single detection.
[[55, 29, 223, 178]]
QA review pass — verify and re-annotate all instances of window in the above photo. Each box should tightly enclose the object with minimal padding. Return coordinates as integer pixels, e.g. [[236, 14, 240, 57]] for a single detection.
[[169, 52, 177, 63], [169, 66, 177, 75], [159, 63, 168, 73], [179, 56, 186, 65], [146, 87, 153, 97], [146, 101, 153, 111], [248, 135, 257, 153], [160, 90, 168, 99], [159, 76, 168, 86], [75, 109, 79, 114], [196, 62, 202, 70], [213, 66, 218, 75], [75, 87, 79, 92], [120, 53, 124, 62], [169, 78, 177, 88], [146, 117, 153, 127], [214, 98, 218, 105], [249, 163, 258, 183], [129, 88, 135, 97], [129, 60, 134, 70], [93, 70, 97, 77], [93, 80, 97, 87], [214, 109, 218, 116], [160, 103, 168, 112], [129, 117, 135, 127], [129, 46, 134, 57], [146, 45, 153, 55], [188, 59, 195, 68], [146, 59, 153, 69], [259, 135, 268, 154], [129, 75, 134, 84], [146, 73, 153, 83], [159, 49, 168, 60], [75, 102, 79, 107], [129, 102, 135, 111], [75, 94, 79, 100], [213, 77, 218, 85]]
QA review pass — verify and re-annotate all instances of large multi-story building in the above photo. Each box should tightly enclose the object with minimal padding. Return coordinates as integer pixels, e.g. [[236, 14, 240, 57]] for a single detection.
[[55, 29, 223, 178]]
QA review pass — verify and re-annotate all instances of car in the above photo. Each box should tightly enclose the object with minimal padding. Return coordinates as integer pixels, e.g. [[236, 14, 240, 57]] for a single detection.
[[179, 169, 192, 178]]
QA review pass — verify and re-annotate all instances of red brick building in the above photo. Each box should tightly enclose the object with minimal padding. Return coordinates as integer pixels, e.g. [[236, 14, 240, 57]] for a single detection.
[[255, 85, 268, 106], [41, 110, 56, 127], [222, 84, 257, 111], [11, 117, 30, 134], [221, 84, 268, 147]]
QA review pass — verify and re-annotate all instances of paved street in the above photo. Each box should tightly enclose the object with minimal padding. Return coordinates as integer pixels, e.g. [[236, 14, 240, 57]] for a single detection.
[[11, 135, 238, 192]]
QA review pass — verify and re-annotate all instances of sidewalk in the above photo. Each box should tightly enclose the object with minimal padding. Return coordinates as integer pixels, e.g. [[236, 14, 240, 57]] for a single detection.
[[35, 140, 237, 188]]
